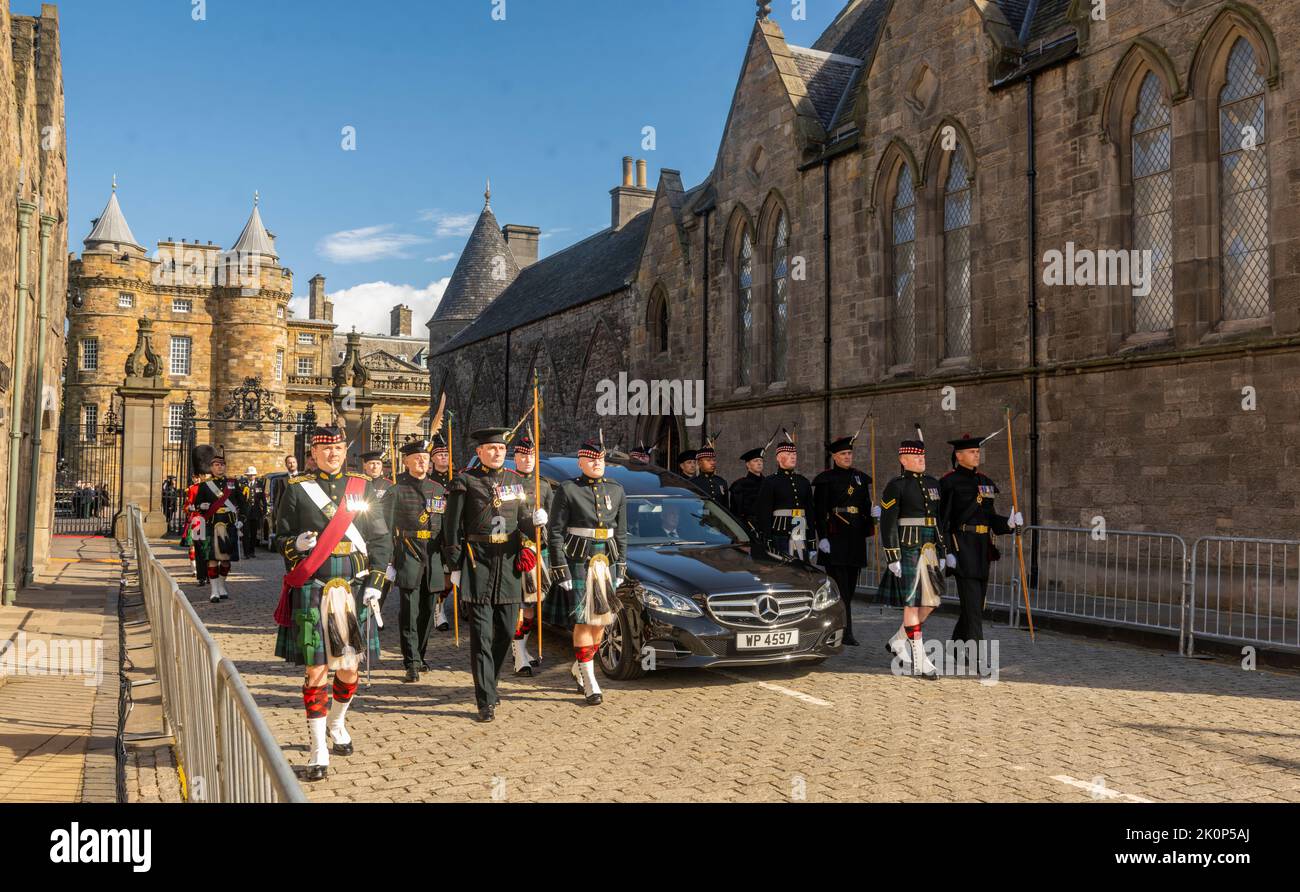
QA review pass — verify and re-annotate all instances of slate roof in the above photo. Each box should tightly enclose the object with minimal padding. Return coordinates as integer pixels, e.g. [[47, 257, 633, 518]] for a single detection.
[[231, 200, 278, 258], [811, 0, 892, 62], [436, 210, 653, 354], [430, 202, 518, 323], [84, 190, 142, 251], [789, 47, 862, 132], [993, 0, 1076, 46]]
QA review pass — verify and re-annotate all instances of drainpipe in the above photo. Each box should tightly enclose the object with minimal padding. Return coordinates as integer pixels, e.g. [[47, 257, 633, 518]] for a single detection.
[[822, 157, 833, 468], [1025, 71, 1041, 588], [4, 195, 38, 605], [22, 210, 55, 588], [701, 208, 711, 438], [503, 329, 511, 425]]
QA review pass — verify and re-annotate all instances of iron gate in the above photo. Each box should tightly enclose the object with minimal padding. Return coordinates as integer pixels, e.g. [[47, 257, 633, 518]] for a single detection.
[[54, 403, 123, 536]]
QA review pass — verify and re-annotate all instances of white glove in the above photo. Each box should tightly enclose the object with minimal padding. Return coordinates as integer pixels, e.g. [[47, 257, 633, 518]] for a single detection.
[[818, 538, 831, 554], [560, 579, 573, 591], [871, 505, 882, 519], [889, 561, 902, 577], [384, 564, 397, 582], [450, 570, 462, 588], [362, 587, 383, 628], [236, 521, 244, 530], [1008, 511, 1024, 529], [533, 508, 548, 527], [294, 531, 318, 553], [946, 553, 957, 569]]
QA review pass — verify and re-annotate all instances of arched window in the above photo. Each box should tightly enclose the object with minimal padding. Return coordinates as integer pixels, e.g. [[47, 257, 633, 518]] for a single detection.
[[647, 287, 669, 354], [1132, 72, 1174, 332], [658, 296, 669, 353], [891, 165, 916, 367], [943, 147, 972, 358], [737, 228, 754, 386], [770, 211, 789, 381], [1218, 38, 1270, 320]]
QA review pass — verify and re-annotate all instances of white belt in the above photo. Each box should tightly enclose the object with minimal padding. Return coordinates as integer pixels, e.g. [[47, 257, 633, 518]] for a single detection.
[[773, 509, 805, 517], [899, 518, 936, 527], [567, 527, 615, 539]]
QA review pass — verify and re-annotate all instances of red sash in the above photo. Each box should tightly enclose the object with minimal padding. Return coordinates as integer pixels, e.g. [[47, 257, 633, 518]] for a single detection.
[[200, 481, 234, 521], [274, 476, 368, 627]]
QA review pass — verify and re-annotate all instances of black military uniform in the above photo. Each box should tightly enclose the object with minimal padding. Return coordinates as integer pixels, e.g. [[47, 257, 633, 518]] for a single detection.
[[511, 434, 551, 677], [693, 438, 729, 504], [429, 434, 455, 630], [753, 435, 815, 559], [729, 446, 765, 530], [360, 450, 397, 605], [443, 427, 538, 721], [812, 435, 877, 646], [239, 470, 265, 557], [676, 449, 697, 479], [941, 433, 1015, 652], [388, 440, 449, 681]]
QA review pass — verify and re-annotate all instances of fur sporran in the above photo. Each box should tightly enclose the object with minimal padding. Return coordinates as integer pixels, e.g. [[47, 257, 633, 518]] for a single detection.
[[582, 553, 617, 626]]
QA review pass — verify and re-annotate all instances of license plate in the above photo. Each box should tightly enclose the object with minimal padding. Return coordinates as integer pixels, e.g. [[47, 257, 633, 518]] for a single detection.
[[736, 629, 799, 650]]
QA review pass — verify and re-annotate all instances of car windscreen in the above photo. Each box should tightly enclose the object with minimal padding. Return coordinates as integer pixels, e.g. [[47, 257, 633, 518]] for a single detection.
[[627, 495, 750, 547]]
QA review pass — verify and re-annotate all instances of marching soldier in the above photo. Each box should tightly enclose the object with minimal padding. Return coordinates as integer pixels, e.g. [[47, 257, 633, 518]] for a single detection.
[[187, 445, 247, 604], [360, 449, 398, 606], [239, 466, 264, 557], [390, 439, 448, 682], [752, 432, 814, 559], [511, 435, 550, 677], [676, 449, 698, 479], [878, 432, 948, 680], [693, 436, 728, 504], [941, 433, 1021, 671], [430, 434, 454, 631], [546, 435, 628, 706], [729, 446, 765, 529], [443, 427, 548, 722], [812, 434, 880, 646], [272, 425, 391, 781]]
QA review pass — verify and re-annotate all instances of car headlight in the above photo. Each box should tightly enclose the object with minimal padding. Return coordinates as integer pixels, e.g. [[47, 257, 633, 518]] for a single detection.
[[812, 579, 839, 610], [641, 583, 703, 617]]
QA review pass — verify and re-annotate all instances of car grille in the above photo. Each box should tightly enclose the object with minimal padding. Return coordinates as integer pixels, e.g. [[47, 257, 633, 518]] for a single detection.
[[706, 590, 813, 629]]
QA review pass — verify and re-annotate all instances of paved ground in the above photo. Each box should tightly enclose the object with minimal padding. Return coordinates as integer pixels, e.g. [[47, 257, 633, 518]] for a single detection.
[[156, 542, 1300, 803], [0, 537, 120, 803]]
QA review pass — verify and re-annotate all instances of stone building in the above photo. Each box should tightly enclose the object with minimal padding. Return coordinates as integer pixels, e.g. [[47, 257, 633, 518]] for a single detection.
[[429, 0, 1300, 542], [0, 2, 67, 603], [66, 192, 432, 478]]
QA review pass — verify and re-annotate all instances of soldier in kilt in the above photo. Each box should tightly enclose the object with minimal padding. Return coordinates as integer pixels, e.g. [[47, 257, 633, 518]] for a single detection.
[[430, 435, 454, 632], [511, 435, 550, 677], [443, 427, 548, 722], [187, 445, 247, 604], [545, 435, 628, 706], [389, 440, 447, 682], [272, 425, 391, 781], [877, 436, 948, 680]]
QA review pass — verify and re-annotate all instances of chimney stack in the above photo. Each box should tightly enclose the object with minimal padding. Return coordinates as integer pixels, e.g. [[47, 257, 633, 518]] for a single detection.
[[502, 224, 541, 269], [390, 304, 413, 337], [309, 273, 333, 322], [610, 157, 655, 231]]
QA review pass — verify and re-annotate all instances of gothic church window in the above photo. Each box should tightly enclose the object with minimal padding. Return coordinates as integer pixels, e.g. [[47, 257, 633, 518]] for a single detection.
[[1131, 72, 1174, 332], [891, 164, 917, 367], [737, 227, 754, 386], [771, 211, 789, 382], [943, 147, 972, 358], [1218, 38, 1270, 320]]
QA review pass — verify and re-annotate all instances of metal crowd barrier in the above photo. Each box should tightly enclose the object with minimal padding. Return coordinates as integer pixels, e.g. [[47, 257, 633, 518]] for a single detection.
[[126, 505, 305, 802], [852, 522, 1299, 657]]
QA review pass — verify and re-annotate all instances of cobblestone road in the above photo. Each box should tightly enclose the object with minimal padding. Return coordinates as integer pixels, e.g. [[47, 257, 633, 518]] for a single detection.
[[157, 544, 1300, 803]]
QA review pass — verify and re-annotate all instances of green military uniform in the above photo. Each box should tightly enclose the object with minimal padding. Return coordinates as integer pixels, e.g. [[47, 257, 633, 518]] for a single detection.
[[443, 428, 537, 719], [877, 454, 947, 609], [544, 467, 628, 628], [391, 446, 448, 677]]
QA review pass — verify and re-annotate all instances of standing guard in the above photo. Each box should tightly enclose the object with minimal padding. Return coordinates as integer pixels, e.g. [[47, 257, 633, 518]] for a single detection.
[[511, 435, 550, 677], [752, 431, 814, 559], [239, 466, 264, 557], [729, 446, 765, 529], [693, 435, 729, 504], [545, 435, 628, 706], [812, 434, 880, 646], [272, 425, 391, 781], [390, 439, 448, 682], [941, 433, 1021, 672], [188, 445, 246, 604], [878, 432, 948, 680], [675, 449, 698, 479], [443, 427, 547, 722], [430, 434, 454, 631]]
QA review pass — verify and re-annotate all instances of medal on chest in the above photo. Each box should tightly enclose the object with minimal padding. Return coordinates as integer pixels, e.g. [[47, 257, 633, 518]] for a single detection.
[[322, 501, 337, 519]]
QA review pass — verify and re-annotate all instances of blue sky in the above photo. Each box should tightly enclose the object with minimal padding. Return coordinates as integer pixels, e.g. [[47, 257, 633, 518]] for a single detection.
[[56, 0, 844, 332]]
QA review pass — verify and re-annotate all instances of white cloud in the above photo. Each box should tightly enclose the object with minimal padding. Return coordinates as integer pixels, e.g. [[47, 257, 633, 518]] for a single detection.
[[427, 252, 458, 263], [417, 209, 477, 238], [540, 227, 572, 241], [290, 278, 451, 335], [316, 224, 430, 263]]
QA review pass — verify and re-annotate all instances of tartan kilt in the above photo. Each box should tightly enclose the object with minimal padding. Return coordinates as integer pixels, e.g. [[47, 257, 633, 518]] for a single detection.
[[274, 553, 380, 666], [878, 529, 943, 608], [541, 541, 611, 627], [195, 518, 241, 564]]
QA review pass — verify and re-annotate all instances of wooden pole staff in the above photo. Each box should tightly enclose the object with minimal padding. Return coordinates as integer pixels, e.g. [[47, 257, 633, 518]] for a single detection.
[[1005, 407, 1036, 641], [869, 416, 879, 581], [532, 370, 544, 657], [448, 411, 460, 647]]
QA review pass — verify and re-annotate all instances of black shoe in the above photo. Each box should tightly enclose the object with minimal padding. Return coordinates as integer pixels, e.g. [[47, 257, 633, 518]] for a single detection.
[[585, 692, 603, 706], [436, 621, 449, 632], [219, 593, 229, 601], [209, 593, 220, 604], [843, 633, 860, 646], [404, 666, 420, 683], [332, 741, 353, 756], [477, 705, 495, 722], [304, 764, 328, 781], [420, 660, 432, 671]]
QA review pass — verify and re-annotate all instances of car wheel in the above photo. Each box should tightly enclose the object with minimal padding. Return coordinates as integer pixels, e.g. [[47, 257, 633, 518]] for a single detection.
[[598, 601, 647, 681]]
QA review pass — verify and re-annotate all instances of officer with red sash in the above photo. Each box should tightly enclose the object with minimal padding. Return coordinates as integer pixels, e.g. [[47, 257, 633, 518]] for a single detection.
[[187, 445, 246, 604], [273, 425, 391, 781]]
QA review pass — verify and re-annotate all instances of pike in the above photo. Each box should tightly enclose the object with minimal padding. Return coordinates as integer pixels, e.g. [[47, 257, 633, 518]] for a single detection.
[[1003, 407, 1035, 642], [447, 408, 461, 647], [531, 369, 544, 658]]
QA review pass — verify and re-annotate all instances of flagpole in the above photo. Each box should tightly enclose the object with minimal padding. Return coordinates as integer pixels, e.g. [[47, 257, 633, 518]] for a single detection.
[[532, 370, 544, 658], [1005, 408, 1035, 641], [448, 411, 460, 648]]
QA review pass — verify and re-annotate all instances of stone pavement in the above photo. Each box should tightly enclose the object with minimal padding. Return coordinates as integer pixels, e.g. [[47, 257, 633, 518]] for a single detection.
[[153, 541, 1300, 803], [0, 537, 120, 802]]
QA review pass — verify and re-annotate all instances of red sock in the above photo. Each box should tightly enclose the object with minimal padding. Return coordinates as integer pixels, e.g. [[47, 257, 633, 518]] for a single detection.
[[905, 624, 923, 640], [514, 615, 534, 640], [206, 564, 219, 579], [303, 684, 329, 718], [575, 645, 598, 663], [331, 678, 357, 703]]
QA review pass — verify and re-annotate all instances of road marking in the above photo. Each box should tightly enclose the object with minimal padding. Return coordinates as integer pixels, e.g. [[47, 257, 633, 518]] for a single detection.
[[1051, 774, 1153, 803], [716, 671, 833, 707]]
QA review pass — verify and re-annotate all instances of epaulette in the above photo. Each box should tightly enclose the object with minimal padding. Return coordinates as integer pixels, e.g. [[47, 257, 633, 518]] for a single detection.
[[942, 470, 956, 478], [346, 472, 368, 479], [288, 474, 312, 484]]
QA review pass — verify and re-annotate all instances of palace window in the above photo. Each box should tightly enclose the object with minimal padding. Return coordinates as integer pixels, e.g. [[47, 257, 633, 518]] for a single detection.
[[737, 227, 754, 386], [297, 332, 314, 345], [891, 164, 917, 367], [170, 336, 192, 376], [298, 357, 315, 377], [1132, 72, 1174, 332], [274, 349, 284, 381], [118, 292, 134, 308], [80, 337, 98, 371], [943, 147, 973, 358], [770, 211, 789, 382], [83, 403, 98, 442], [167, 403, 185, 444], [173, 297, 192, 313], [1218, 38, 1270, 320]]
